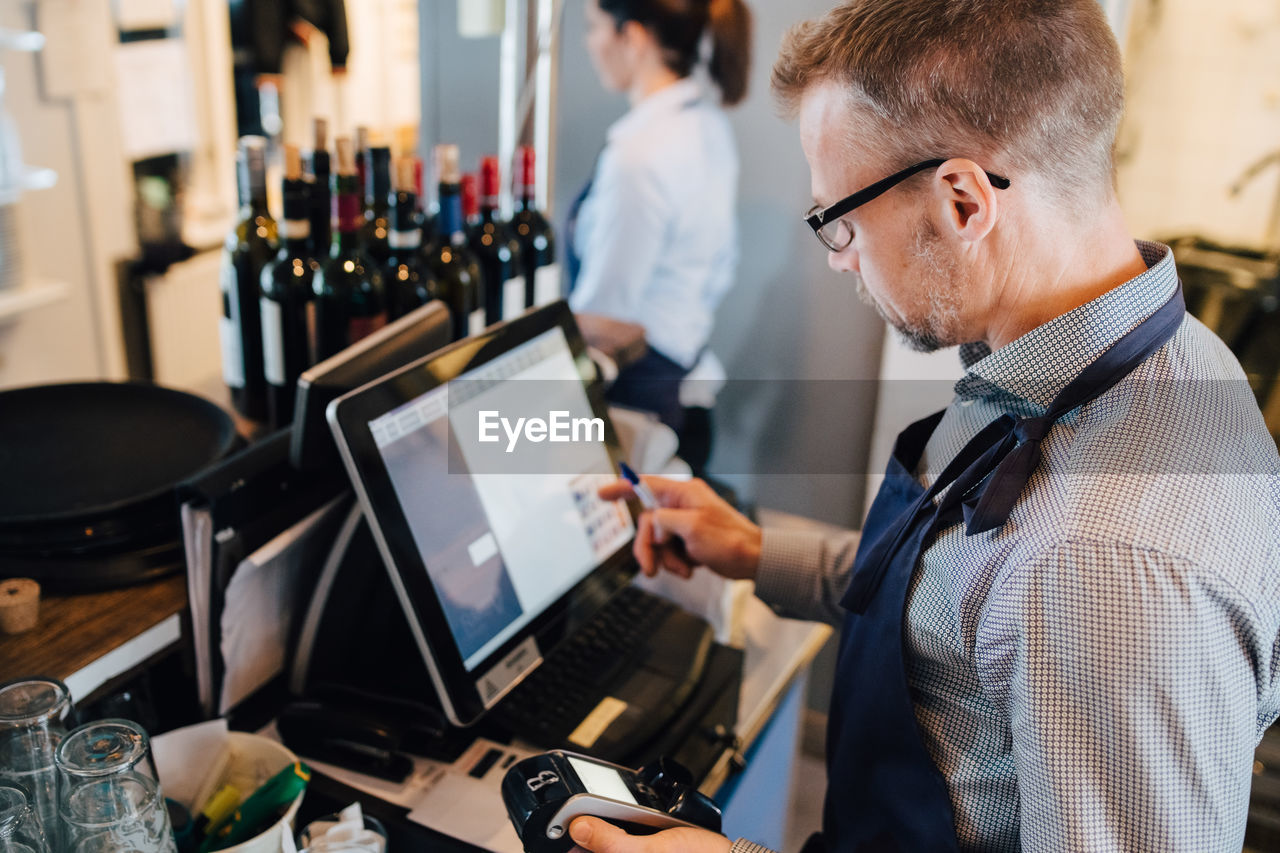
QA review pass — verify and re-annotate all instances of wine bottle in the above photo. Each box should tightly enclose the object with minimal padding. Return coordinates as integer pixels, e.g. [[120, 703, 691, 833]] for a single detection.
[[220, 136, 277, 421], [467, 156, 524, 325], [384, 157, 432, 321], [511, 145, 558, 309], [314, 137, 386, 360], [425, 144, 483, 341], [354, 125, 370, 207], [260, 144, 318, 429], [307, 117, 332, 263], [361, 145, 393, 267]]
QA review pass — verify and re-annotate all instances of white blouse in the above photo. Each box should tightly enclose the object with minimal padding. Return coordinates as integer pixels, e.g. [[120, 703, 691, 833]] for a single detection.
[[568, 77, 739, 377]]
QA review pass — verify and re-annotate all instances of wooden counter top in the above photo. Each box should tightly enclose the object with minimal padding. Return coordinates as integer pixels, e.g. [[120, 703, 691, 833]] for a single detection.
[[0, 573, 187, 699]]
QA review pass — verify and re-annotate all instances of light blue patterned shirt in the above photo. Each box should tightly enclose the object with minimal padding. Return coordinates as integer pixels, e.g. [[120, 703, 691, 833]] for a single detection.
[[754, 242, 1280, 851]]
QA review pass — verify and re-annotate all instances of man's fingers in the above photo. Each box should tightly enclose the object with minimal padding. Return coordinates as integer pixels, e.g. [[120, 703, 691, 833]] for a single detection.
[[633, 513, 657, 577], [659, 545, 695, 577], [651, 507, 700, 542], [569, 816, 642, 852], [641, 475, 702, 507], [598, 480, 635, 502]]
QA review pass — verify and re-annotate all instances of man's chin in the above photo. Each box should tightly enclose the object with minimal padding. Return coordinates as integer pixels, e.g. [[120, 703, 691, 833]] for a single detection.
[[892, 324, 946, 353]]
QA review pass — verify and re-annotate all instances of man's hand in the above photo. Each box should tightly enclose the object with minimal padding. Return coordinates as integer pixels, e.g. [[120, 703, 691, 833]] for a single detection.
[[599, 476, 761, 582], [569, 816, 731, 853]]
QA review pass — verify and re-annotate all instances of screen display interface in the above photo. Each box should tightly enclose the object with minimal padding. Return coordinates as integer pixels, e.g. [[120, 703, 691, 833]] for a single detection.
[[568, 756, 638, 805], [368, 327, 634, 671]]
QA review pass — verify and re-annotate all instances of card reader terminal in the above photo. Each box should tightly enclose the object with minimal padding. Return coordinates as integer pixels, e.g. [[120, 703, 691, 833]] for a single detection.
[[502, 751, 722, 853]]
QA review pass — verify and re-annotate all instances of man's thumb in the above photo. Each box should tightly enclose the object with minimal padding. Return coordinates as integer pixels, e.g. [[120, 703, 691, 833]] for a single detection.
[[569, 816, 629, 851]]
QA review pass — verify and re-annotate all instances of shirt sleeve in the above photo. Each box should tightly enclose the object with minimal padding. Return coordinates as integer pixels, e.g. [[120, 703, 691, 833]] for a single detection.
[[975, 539, 1266, 851], [729, 839, 779, 853], [753, 527, 860, 626], [567, 149, 670, 330]]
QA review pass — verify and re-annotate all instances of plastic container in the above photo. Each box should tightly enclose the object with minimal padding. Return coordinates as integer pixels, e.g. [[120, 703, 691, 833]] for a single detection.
[[152, 727, 304, 853]]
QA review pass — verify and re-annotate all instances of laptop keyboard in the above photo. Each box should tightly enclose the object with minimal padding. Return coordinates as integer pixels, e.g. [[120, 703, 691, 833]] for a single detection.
[[490, 584, 713, 761]]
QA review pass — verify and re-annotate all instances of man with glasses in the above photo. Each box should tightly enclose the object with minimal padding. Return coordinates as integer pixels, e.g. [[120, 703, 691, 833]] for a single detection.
[[573, 1, 1280, 852]]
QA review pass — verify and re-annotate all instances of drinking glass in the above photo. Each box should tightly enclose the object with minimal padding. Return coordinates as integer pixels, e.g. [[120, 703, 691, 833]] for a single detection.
[[0, 678, 72, 848], [0, 783, 51, 852], [55, 719, 176, 853]]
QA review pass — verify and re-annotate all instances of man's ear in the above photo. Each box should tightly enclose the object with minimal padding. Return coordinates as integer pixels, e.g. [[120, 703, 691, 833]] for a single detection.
[[933, 158, 1000, 243]]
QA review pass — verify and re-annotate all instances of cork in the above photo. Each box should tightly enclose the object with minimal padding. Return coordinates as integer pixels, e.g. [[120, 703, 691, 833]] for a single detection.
[[395, 157, 416, 193], [284, 144, 302, 181], [313, 117, 328, 152], [335, 136, 355, 176], [435, 144, 461, 185], [0, 578, 39, 634]]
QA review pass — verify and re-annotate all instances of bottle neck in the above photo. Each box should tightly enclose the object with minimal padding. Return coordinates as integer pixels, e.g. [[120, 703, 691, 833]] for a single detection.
[[281, 180, 310, 251], [480, 195, 500, 223], [437, 183, 465, 239], [334, 174, 362, 250], [390, 192, 422, 251]]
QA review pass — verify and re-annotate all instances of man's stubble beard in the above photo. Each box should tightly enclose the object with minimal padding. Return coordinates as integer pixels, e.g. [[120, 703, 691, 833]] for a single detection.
[[851, 217, 966, 353]]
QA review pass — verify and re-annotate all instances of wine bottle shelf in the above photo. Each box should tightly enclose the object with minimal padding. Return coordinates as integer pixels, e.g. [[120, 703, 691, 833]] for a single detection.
[[0, 279, 70, 321]]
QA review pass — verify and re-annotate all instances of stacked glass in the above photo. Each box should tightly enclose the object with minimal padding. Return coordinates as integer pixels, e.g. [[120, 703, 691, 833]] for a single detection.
[[0, 783, 52, 852], [54, 719, 176, 853], [0, 678, 72, 848]]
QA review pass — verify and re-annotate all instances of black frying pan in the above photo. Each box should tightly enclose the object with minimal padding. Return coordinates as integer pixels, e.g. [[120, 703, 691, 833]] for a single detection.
[[0, 382, 238, 567]]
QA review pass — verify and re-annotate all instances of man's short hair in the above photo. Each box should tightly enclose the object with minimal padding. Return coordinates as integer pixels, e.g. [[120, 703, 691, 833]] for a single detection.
[[772, 0, 1124, 203]]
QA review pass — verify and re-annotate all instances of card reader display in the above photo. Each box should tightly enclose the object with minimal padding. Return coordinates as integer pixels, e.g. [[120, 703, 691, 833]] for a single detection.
[[502, 751, 722, 853], [368, 327, 634, 671]]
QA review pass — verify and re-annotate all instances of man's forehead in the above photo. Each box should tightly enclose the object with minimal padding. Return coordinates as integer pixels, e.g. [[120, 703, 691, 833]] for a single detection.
[[799, 82, 874, 202]]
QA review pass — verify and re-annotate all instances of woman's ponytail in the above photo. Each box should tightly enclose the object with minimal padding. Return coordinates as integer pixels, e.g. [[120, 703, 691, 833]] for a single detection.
[[708, 0, 752, 106]]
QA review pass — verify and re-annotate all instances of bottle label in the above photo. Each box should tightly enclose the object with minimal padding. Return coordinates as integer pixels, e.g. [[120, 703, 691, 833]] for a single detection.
[[306, 301, 318, 365], [469, 307, 486, 337], [502, 276, 526, 322], [219, 255, 245, 386], [282, 218, 310, 241], [220, 317, 245, 387], [260, 297, 286, 386], [389, 229, 421, 250], [534, 264, 562, 307], [349, 313, 388, 345]]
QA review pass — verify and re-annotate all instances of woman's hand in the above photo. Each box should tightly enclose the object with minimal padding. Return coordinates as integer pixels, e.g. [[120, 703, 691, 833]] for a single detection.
[[569, 816, 732, 853], [599, 476, 761, 582]]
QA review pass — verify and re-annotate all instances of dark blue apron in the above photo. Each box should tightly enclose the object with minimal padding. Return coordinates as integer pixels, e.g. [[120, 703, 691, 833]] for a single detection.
[[822, 284, 1186, 851]]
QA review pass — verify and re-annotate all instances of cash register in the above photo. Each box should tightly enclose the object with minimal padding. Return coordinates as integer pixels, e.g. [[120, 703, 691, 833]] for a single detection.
[[280, 303, 741, 786]]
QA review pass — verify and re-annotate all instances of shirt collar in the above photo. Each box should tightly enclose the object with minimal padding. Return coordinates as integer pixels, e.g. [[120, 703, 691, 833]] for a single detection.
[[954, 240, 1178, 409], [606, 77, 706, 144]]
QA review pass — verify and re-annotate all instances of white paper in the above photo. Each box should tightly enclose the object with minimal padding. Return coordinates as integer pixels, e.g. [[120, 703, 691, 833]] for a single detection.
[[180, 502, 216, 715], [301, 737, 534, 852], [219, 496, 347, 714], [152, 719, 229, 808], [114, 39, 199, 158]]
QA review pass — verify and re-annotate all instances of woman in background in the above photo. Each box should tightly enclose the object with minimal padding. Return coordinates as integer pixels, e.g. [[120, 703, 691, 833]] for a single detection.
[[568, 0, 752, 475]]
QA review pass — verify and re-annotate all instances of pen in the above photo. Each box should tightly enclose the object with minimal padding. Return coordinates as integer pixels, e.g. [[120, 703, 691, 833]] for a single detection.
[[617, 462, 691, 565], [617, 462, 658, 510]]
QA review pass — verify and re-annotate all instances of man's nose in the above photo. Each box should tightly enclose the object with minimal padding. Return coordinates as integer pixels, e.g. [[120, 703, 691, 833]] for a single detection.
[[827, 245, 859, 274]]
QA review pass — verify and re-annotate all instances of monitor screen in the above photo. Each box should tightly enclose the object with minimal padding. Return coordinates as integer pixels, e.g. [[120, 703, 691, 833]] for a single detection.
[[326, 302, 639, 726], [367, 326, 634, 671]]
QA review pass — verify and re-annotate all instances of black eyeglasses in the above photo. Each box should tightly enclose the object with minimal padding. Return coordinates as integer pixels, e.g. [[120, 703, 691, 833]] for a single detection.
[[804, 158, 1011, 252]]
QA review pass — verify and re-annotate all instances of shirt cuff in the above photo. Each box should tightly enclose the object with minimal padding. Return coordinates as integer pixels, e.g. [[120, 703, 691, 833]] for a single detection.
[[729, 839, 779, 853], [754, 527, 833, 614]]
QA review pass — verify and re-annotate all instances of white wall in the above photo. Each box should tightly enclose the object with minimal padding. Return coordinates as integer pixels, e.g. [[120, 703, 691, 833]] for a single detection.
[[1117, 0, 1280, 248]]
